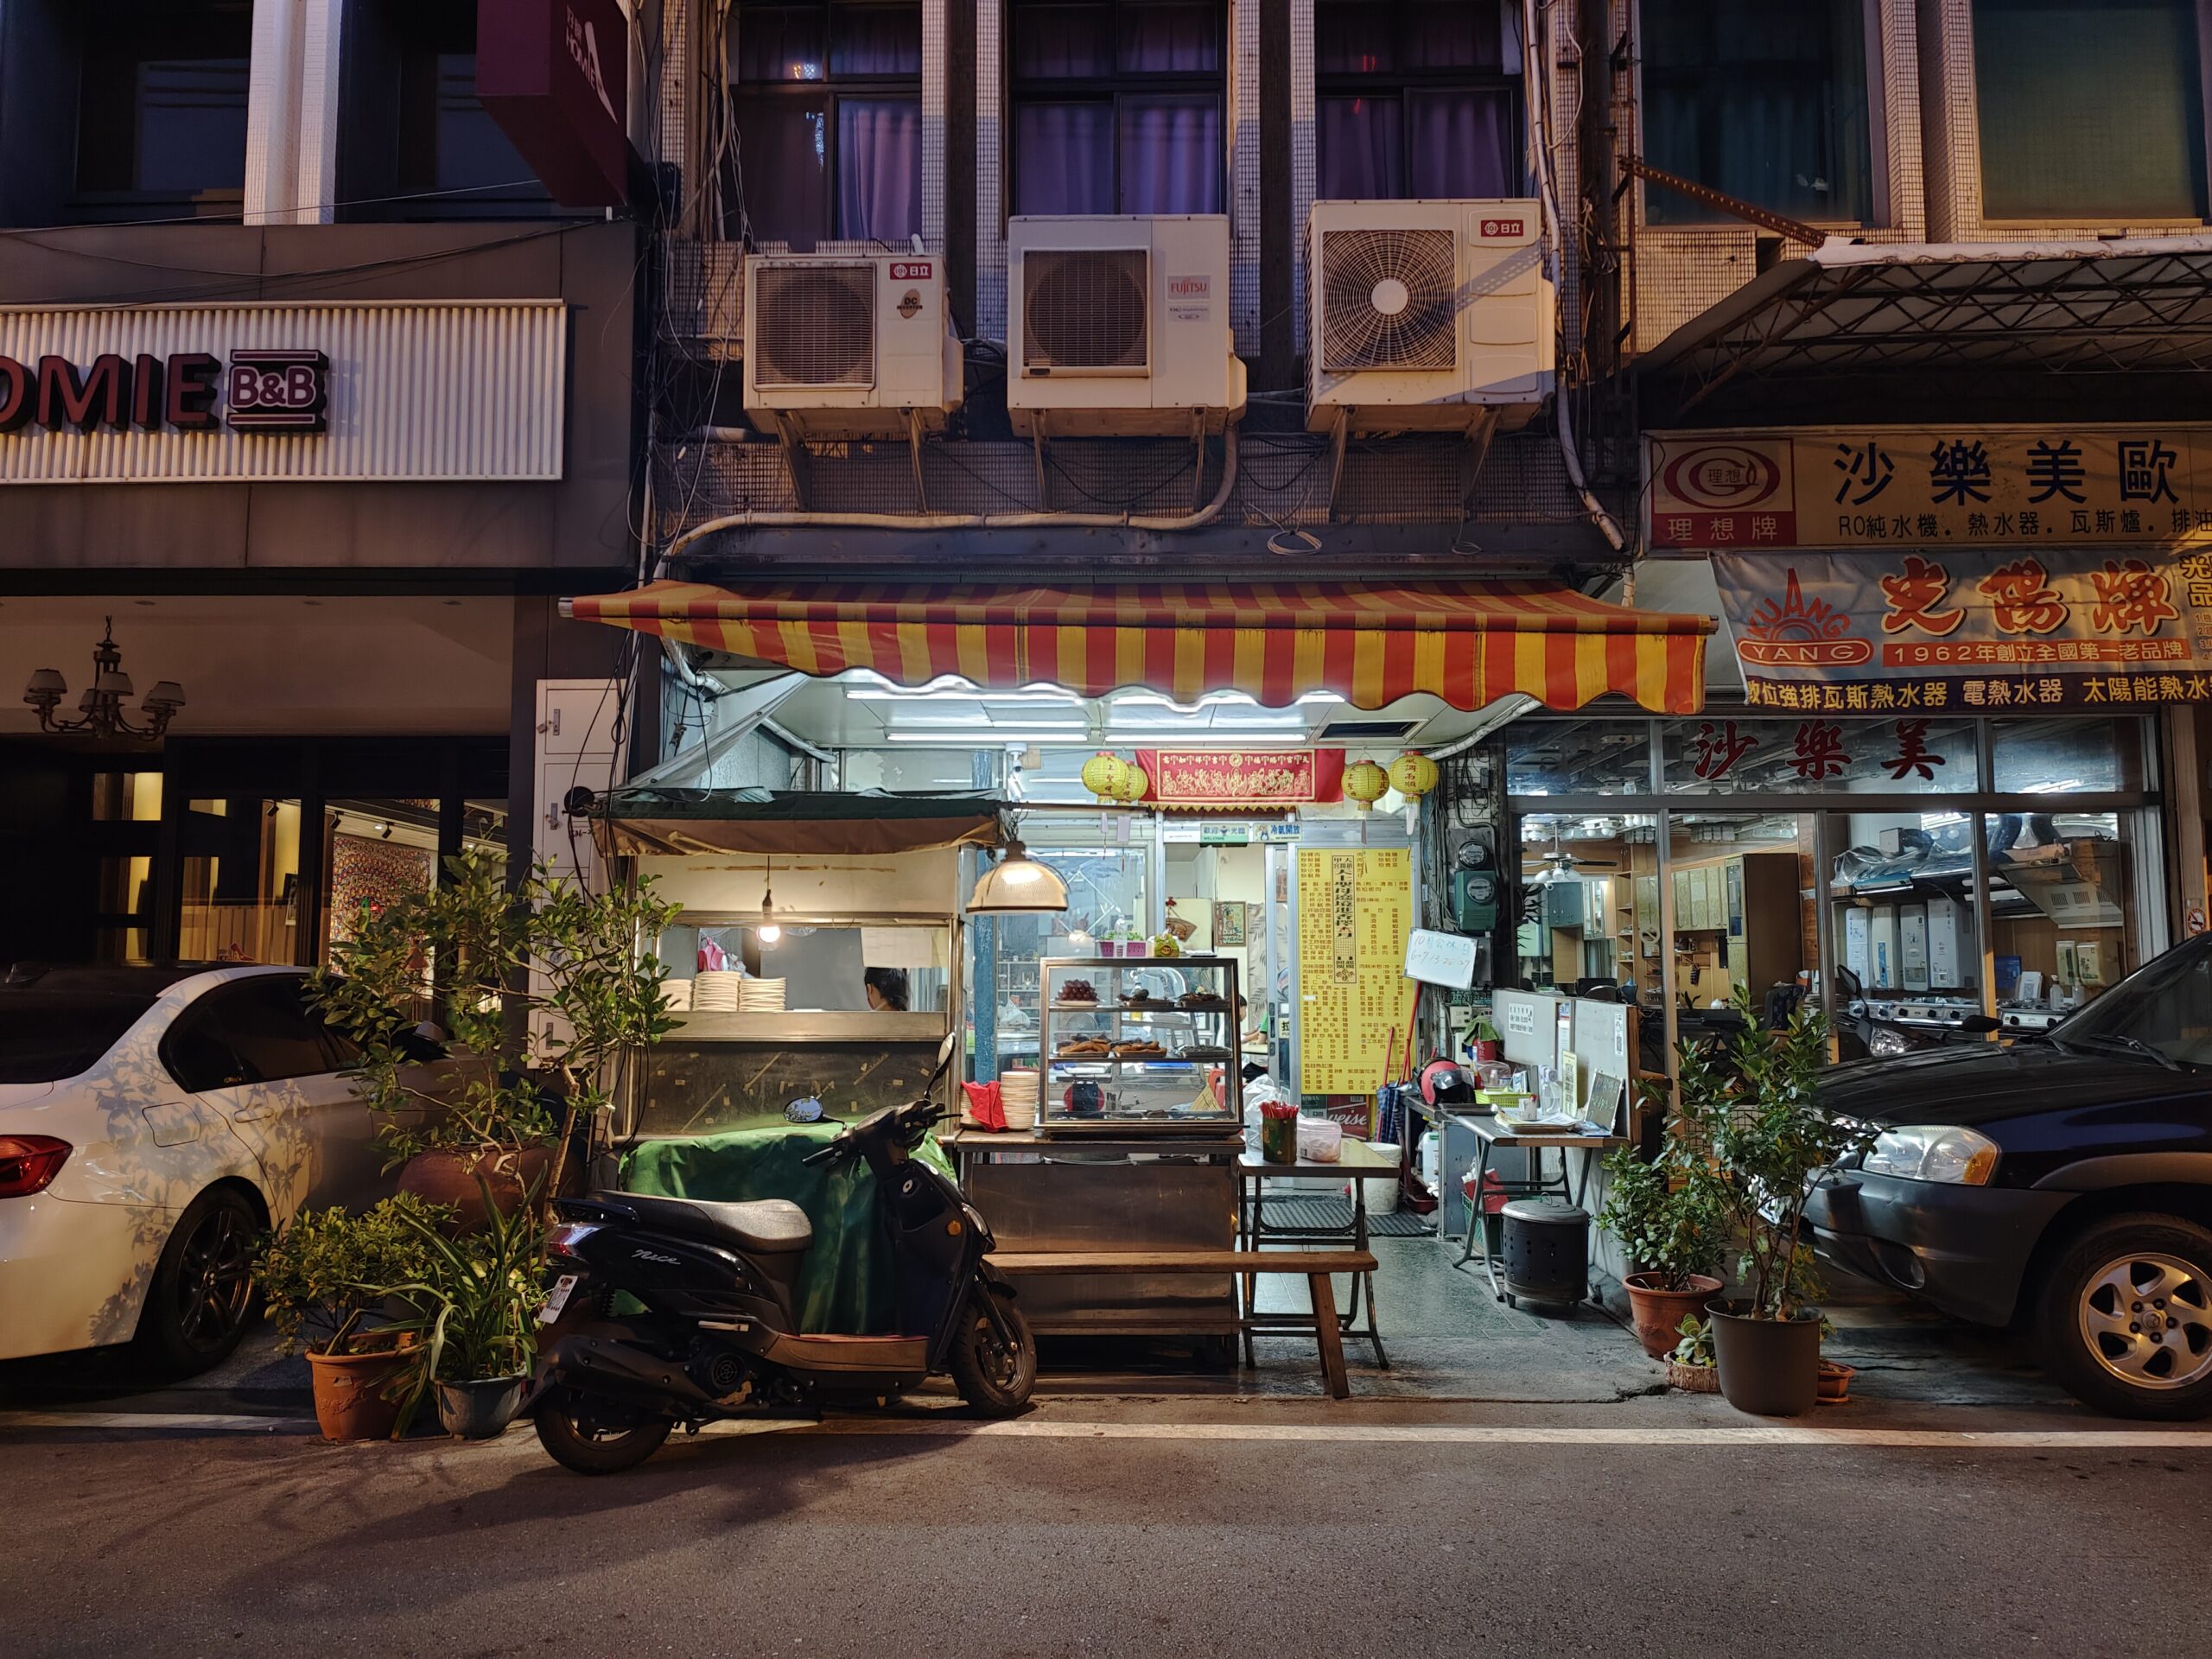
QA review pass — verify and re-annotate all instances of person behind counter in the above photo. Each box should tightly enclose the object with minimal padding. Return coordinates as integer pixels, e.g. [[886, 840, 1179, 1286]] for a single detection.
[[865, 966, 910, 1012]]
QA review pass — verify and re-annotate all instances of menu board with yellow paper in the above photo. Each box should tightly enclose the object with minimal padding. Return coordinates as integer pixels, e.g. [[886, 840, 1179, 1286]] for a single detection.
[[1296, 848, 1415, 1096]]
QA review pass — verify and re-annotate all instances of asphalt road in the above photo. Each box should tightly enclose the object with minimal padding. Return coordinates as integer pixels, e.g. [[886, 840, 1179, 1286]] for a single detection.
[[5, 1398, 2207, 1659]]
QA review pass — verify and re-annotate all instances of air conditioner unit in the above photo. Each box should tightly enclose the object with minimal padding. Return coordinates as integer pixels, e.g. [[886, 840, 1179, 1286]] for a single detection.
[[742, 252, 962, 440], [1007, 215, 1246, 437], [1306, 200, 1554, 435]]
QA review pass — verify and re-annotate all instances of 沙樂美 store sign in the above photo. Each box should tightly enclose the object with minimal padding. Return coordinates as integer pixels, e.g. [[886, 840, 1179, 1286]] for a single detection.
[[0, 301, 566, 484], [1647, 425, 2212, 550]]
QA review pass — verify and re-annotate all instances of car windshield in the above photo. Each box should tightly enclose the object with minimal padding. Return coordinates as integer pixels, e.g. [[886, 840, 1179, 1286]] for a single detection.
[[0, 995, 157, 1084], [2048, 938, 2212, 1069]]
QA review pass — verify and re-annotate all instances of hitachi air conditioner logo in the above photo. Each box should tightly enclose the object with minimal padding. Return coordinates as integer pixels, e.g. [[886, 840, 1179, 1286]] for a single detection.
[[1479, 218, 1526, 238], [566, 7, 620, 125]]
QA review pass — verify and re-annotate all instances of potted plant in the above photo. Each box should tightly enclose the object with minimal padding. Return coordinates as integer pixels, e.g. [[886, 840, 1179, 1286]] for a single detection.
[[1666, 1313, 1720, 1394], [376, 1179, 548, 1440], [1674, 990, 1875, 1416], [314, 850, 681, 1229], [253, 1195, 449, 1441], [1596, 1118, 1729, 1358]]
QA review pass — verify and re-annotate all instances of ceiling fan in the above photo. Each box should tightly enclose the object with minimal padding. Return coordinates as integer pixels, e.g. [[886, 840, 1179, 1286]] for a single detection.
[[1528, 834, 1619, 884]]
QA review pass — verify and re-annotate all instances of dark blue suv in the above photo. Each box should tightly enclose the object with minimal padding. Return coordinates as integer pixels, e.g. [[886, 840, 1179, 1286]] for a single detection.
[[1806, 935, 2212, 1419]]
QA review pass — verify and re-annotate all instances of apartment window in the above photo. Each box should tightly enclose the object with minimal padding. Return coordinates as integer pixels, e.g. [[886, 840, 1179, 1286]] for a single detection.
[[1009, 1, 1224, 215], [1974, 0, 2208, 221], [1641, 0, 1872, 226], [74, 2, 253, 204], [1315, 1, 1520, 200], [392, 3, 549, 213], [730, 2, 924, 248]]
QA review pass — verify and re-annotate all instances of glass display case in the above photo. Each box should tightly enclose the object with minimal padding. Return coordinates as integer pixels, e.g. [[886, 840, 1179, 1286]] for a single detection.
[[1037, 956, 1243, 1135]]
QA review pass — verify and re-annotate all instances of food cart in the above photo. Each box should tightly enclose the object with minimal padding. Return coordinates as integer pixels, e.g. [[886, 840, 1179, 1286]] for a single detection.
[[588, 787, 1243, 1342]]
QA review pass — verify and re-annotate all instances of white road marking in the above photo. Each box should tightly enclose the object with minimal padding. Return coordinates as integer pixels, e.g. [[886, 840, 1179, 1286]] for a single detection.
[[772, 1418, 2212, 1449], [6, 1409, 2210, 1452], [0, 1410, 313, 1433]]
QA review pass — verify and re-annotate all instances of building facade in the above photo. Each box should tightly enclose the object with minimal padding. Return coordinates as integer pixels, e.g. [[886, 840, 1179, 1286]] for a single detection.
[[0, 1, 646, 966]]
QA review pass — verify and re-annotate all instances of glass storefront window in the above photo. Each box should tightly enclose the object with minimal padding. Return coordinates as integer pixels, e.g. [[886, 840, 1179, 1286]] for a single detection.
[[1516, 811, 1658, 997], [1828, 806, 1983, 995], [1988, 808, 2142, 1010], [1505, 720, 1653, 795], [321, 799, 441, 963], [91, 772, 162, 822], [1990, 717, 2147, 794], [1659, 715, 1978, 795], [1668, 811, 1814, 1030], [180, 797, 305, 964]]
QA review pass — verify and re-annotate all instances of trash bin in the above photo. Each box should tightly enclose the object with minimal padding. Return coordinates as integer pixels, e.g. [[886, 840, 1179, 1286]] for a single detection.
[[1499, 1198, 1589, 1309]]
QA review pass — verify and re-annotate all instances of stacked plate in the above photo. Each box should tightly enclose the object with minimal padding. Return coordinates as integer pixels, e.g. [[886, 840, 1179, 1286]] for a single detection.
[[999, 1070, 1039, 1132], [663, 979, 694, 1011], [739, 976, 786, 1013], [692, 969, 746, 1012]]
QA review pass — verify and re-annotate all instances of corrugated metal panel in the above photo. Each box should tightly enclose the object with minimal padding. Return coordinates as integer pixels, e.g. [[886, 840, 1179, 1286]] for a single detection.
[[0, 301, 566, 484]]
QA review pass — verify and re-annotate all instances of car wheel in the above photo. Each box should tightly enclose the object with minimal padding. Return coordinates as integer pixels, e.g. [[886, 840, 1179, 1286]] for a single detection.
[[137, 1186, 260, 1376], [2037, 1213, 2212, 1420]]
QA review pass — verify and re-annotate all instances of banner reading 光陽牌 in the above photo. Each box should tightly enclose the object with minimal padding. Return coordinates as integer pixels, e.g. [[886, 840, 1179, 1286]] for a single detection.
[[1710, 548, 2212, 712]]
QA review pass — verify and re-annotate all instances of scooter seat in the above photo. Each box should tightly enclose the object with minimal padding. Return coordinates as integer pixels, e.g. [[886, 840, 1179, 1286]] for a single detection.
[[607, 1191, 814, 1255]]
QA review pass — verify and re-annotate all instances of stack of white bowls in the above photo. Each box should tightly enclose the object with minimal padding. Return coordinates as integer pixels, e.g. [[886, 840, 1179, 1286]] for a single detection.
[[663, 979, 694, 1011], [692, 969, 745, 1012], [999, 1070, 1039, 1131], [739, 976, 786, 1012]]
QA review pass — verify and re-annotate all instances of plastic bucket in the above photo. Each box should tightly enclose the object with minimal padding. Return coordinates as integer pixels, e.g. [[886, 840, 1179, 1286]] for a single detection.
[[1364, 1144, 1402, 1214]]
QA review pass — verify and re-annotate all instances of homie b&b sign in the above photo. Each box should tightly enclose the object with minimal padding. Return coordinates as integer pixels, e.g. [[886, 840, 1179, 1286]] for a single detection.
[[0, 301, 566, 484]]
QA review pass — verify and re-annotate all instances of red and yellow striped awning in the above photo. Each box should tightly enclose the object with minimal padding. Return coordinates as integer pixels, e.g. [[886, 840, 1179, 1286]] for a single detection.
[[567, 578, 1713, 714]]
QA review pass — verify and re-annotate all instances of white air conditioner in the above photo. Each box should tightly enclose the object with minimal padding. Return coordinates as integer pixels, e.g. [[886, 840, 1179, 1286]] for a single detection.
[[1007, 215, 1246, 437], [742, 252, 962, 440], [1306, 200, 1554, 435]]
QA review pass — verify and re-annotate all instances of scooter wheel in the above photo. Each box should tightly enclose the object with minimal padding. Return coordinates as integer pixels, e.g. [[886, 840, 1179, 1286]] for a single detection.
[[950, 1294, 1038, 1416], [533, 1386, 674, 1475]]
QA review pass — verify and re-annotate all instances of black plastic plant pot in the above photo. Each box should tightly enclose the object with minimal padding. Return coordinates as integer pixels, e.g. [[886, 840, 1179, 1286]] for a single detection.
[[1706, 1298, 1822, 1416]]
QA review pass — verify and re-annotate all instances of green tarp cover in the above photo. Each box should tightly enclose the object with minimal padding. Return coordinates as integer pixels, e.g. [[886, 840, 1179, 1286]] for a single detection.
[[620, 1126, 956, 1335]]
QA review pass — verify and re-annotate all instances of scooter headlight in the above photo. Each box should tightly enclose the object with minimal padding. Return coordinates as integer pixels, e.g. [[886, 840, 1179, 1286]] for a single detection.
[[1867, 1026, 1912, 1058]]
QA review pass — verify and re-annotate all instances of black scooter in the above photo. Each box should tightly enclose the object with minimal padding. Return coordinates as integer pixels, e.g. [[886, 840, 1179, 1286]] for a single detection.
[[529, 1043, 1034, 1474]]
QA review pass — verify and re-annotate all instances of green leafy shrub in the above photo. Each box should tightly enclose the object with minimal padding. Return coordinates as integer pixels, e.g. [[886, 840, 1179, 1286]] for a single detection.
[[253, 1195, 453, 1356]]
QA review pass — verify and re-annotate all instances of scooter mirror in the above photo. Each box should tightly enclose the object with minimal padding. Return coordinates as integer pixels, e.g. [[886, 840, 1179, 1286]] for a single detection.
[[785, 1096, 827, 1123]]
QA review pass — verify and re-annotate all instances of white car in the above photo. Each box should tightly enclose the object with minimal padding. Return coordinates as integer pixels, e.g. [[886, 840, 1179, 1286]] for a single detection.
[[0, 963, 439, 1373]]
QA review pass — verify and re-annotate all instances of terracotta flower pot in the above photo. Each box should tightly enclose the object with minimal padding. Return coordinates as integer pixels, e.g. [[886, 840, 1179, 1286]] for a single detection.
[[1707, 1297, 1823, 1417], [1624, 1271, 1726, 1359], [1667, 1358, 1721, 1394], [435, 1376, 528, 1440], [306, 1341, 413, 1442], [1818, 1359, 1857, 1406], [397, 1145, 559, 1233]]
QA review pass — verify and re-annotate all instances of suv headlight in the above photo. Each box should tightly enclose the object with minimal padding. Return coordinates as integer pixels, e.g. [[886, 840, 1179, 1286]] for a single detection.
[[1861, 1125, 1999, 1185]]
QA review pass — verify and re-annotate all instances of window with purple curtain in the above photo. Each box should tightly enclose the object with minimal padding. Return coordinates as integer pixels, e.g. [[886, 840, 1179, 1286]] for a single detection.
[[1010, 2, 1224, 215], [1315, 0, 1521, 202], [730, 3, 922, 247]]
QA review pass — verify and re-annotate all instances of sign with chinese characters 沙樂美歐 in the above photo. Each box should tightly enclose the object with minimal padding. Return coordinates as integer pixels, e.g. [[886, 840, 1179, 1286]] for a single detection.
[[1710, 548, 2212, 711], [1648, 427, 2212, 551]]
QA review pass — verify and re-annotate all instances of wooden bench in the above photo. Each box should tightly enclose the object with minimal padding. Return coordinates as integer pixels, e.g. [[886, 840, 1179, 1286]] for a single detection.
[[987, 1249, 1380, 1399]]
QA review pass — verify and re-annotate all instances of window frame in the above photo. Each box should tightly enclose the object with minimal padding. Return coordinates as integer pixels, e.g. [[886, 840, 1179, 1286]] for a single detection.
[[1631, 0, 1883, 232], [728, 0, 925, 247], [1006, 0, 1228, 218], [72, 0, 254, 214], [1966, 0, 2212, 229], [162, 973, 349, 1092], [1312, 0, 1525, 202]]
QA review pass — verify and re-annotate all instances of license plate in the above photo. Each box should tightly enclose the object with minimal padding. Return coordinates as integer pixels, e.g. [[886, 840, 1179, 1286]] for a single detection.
[[539, 1274, 579, 1325]]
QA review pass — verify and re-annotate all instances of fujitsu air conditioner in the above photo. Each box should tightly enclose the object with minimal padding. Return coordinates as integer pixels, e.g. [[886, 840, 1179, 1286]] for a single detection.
[[1306, 200, 1554, 435], [742, 252, 963, 440], [1007, 214, 1247, 436]]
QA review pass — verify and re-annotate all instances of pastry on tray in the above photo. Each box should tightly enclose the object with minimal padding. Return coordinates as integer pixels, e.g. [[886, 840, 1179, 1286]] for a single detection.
[[1058, 978, 1099, 1003], [1055, 1039, 1112, 1058]]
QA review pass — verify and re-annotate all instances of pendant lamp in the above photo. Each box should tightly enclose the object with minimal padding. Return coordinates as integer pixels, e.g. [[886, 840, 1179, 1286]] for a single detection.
[[966, 831, 1070, 915]]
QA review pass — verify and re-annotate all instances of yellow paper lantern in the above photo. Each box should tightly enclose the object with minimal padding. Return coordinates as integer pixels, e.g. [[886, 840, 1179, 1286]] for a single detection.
[[1342, 759, 1389, 812], [1117, 764, 1150, 804], [1081, 751, 1130, 804], [1389, 750, 1439, 804]]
